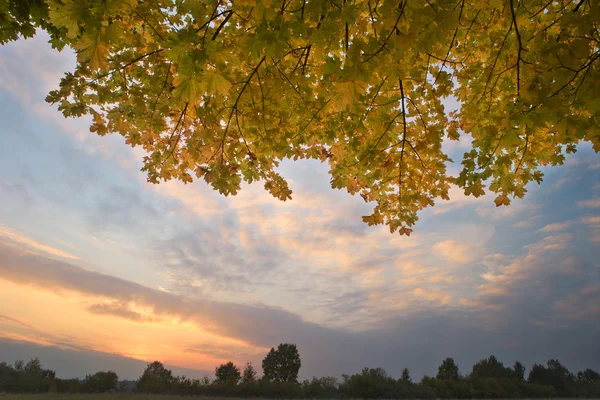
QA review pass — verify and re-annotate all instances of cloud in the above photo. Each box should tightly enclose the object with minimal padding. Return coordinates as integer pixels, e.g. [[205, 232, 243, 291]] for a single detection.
[[433, 240, 477, 264], [2, 33, 600, 382], [184, 342, 262, 360], [538, 221, 573, 233], [580, 215, 600, 226], [579, 215, 600, 244], [0, 337, 212, 380], [0, 314, 35, 330], [1, 235, 599, 379], [431, 185, 487, 215], [513, 215, 540, 228], [475, 200, 535, 221], [0, 224, 80, 260], [87, 302, 153, 323], [551, 178, 569, 191], [578, 199, 600, 208]]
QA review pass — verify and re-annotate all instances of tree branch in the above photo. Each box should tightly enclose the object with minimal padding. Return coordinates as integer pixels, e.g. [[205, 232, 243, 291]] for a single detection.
[[212, 10, 233, 41], [510, 0, 525, 97], [163, 103, 188, 163], [363, 0, 406, 62], [398, 79, 408, 199], [90, 49, 163, 84], [218, 56, 266, 162]]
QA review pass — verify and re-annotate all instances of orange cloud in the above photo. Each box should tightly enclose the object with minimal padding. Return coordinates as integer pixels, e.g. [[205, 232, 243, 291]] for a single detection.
[[0, 224, 79, 260], [578, 199, 600, 208], [433, 240, 477, 264], [538, 221, 573, 233]]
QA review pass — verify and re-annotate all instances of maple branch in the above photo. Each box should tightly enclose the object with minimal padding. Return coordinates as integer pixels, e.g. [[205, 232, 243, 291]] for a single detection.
[[276, 45, 310, 65], [293, 100, 330, 139], [150, 62, 172, 126], [530, 0, 553, 18], [302, 44, 312, 72], [346, 22, 350, 52], [480, 131, 506, 170], [514, 131, 528, 176], [463, 9, 480, 41], [196, 5, 226, 33], [510, 0, 525, 97], [550, 51, 600, 98], [479, 24, 512, 103], [572, 0, 586, 12], [289, 45, 310, 77], [212, 10, 233, 40], [405, 97, 427, 131], [90, 49, 163, 84], [272, 59, 304, 99], [407, 140, 428, 172], [131, 7, 165, 41], [434, 26, 458, 84], [363, 0, 406, 62], [435, 0, 463, 83], [256, 70, 268, 138], [373, 110, 404, 153], [368, 2, 378, 39], [572, 61, 592, 105], [425, 0, 438, 12], [235, 108, 254, 157], [364, 76, 389, 119], [398, 79, 408, 199], [163, 103, 188, 163], [345, 0, 349, 53], [219, 56, 266, 162]]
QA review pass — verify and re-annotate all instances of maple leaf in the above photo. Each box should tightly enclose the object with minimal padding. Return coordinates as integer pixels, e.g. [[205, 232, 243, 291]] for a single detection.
[[73, 34, 109, 71]]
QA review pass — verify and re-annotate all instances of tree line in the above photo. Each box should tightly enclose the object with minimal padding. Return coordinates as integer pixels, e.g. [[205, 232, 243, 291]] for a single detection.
[[1, 344, 599, 398]]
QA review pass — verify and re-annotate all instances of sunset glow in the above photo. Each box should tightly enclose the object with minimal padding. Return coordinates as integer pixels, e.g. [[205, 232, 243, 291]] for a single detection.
[[0, 31, 599, 381]]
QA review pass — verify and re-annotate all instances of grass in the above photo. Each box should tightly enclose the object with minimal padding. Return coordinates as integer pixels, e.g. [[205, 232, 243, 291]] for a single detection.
[[0, 396, 248, 400], [0, 396, 587, 400]]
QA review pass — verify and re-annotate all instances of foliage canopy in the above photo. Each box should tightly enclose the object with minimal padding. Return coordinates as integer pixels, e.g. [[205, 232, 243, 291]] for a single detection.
[[437, 357, 460, 381], [262, 343, 302, 382], [1, 0, 599, 233], [215, 361, 242, 385]]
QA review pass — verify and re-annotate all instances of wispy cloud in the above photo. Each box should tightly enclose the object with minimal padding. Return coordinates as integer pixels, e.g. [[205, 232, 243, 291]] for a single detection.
[[433, 240, 478, 264], [0, 225, 79, 260], [538, 221, 573, 233], [578, 199, 600, 208], [513, 215, 540, 228]]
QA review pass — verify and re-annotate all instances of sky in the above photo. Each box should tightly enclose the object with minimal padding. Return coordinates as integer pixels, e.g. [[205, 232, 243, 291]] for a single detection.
[[0, 32, 599, 381]]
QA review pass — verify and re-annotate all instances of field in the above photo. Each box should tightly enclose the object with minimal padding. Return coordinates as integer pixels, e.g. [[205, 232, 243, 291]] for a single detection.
[[0, 396, 587, 400], [0, 396, 250, 400], [0, 396, 292, 400], [0, 396, 249, 400]]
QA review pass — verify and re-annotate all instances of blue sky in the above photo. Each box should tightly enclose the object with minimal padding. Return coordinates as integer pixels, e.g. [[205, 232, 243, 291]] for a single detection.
[[0, 32, 599, 381]]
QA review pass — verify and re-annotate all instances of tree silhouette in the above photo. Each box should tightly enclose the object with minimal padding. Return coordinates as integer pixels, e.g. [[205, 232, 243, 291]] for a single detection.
[[215, 361, 241, 385], [470, 355, 513, 379], [242, 362, 258, 383], [136, 361, 175, 393], [437, 358, 460, 381], [510, 361, 526, 382], [262, 343, 302, 382], [82, 371, 118, 393], [400, 368, 411, 382]]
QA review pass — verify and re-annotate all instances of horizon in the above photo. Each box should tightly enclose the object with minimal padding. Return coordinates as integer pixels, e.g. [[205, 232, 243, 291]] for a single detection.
[[1, 339, 597, 382], [0, 31, 599, 382]]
